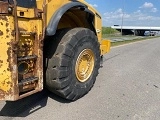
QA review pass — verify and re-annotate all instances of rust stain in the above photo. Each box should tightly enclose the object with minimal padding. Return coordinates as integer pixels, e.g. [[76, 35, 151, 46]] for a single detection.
[[34, 8, 43, 18], [0, 60, 3, 65], [39, 34, 43, 70], [11, 41, 18, 65], [0, 2, 12, 14], [39, 34, 43, 50], [32, 33, 38, 76], [6, 28, 9, 33], [12, 58, 18, 99], [11, 30, 15, 37], [0, 60, 3, 68], [0, 30, 3, 36], [0, 78, 13, 99], [8, 10, 19, 98], [0, 88, 13, 100], [22, 72, 34, 79], [33, 34, 38, 54], [7, 42, 10, 45], [6, 23, 9, 27], [0, 15, 7, 21], [0, 89, 5, 99], [6, 81, 13, 87], [18, 41, 33, 56], [7, 46, 12, 71], [11, 40, 19, 53]]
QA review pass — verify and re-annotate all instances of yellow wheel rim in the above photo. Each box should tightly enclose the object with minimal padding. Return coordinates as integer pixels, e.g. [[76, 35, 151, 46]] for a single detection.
[[75, 49, 95, 82]]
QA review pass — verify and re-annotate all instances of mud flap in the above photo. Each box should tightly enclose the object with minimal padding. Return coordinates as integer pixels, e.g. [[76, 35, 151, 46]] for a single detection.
[[100, 40, 111, 55]]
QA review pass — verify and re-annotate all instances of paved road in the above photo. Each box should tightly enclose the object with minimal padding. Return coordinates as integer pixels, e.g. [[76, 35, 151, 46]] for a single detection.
[[108, 35, 160, 42], [1, 38, 160, 120]]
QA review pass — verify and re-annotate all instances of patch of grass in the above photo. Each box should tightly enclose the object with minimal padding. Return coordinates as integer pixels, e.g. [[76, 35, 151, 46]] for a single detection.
[[111, 36, 160, 47], [103, 34, 120, 38], [102, 27, 119, 36]]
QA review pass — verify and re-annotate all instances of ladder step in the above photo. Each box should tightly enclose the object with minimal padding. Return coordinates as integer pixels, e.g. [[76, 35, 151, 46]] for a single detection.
[[18, 55, 37, 61], [20, 31, 36, 36], [19, 77, 39, 93], [19, 77, 38, 86]]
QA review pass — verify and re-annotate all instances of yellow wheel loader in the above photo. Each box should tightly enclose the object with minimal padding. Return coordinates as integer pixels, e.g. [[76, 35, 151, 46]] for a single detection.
[[0, 0, 110, 101]]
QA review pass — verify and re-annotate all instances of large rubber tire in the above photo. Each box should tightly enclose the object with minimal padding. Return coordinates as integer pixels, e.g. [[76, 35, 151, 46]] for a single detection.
[[45, 28, 100, 101]]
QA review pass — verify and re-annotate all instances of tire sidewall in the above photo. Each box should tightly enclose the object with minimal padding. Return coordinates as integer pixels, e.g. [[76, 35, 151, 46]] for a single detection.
[[69, 33, 100, 92]]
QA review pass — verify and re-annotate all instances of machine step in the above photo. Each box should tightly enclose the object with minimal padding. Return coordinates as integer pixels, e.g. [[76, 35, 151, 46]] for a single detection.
[[20, 31, 36, 36], [19, 77, 39, 93], [18, 55, 37, 61]]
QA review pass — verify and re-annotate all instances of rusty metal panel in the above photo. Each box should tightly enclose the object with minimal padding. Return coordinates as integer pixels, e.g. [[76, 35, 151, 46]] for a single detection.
[[28, 19, 43, 91], [0, 2, 10, 14], [0, 16, 43, 101], [0, 15, 19, 101], [17, 18, 43, 90], [0, 1, 44, 101]]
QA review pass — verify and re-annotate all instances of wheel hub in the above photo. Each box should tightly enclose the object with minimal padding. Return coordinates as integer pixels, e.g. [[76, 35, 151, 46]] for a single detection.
[[75, 49, 95, 82]]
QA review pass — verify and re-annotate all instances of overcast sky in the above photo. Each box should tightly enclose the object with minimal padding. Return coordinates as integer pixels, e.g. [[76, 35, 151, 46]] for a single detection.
[[86, 0, 160, 27]]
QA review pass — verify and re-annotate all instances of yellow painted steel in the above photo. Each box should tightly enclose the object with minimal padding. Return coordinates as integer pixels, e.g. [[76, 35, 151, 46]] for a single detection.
[[0, 16, 17, 100], [100, 40, 111, 55], [16, 7, 36, 18], [75, 49, 95, 82], [45, 0, 70, 25]]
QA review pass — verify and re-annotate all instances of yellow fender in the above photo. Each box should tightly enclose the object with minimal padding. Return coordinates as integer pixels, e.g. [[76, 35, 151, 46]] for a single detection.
[[100, 40, 111, 55]]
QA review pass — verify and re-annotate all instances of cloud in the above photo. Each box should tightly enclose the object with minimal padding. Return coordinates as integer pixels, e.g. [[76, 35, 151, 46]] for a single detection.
[[89, 4, 98, 8], [139, 2, 158, 13], [117, 8, 123, 13], [103, 8, 160, 26], [151, 8, 158, 12], [104, 8, 130, 20], [134, 10, 141, 14], [140, 2, 154, 8]]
